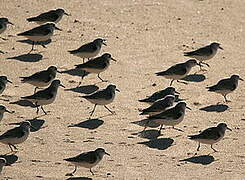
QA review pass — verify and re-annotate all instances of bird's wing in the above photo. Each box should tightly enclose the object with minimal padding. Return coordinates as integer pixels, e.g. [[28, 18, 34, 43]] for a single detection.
[[208, 78, 235, 91], [193, 127, 221, 140], [76, 42, 98, 53], [76, 58, 106, 70], [22, 88, 53, 100], [157, 63, 187, 76], [21, 71, 51, 83], [83, 89, 107, 100], [65, 151, 97, 164], [0, 127, 25, 139], [184, 45, 212, 56], [27, 10, 59, 22], [150, 108, 183, 120], [18, 25, 52, 36]]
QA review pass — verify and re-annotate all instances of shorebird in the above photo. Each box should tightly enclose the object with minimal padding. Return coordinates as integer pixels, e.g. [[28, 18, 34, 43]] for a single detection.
[[139, 95, 175, 116], [0, 18, 13, 40], [64, 148, 110, 176], [188, 123, 231, 152], [0, 76, 12, 95], [139, 87, 179, 104], [82, 84, 119, 119], [207, 75, 243, 102], [20, 66, 61, 93], [17, 23, 62, 53], [21, 80, 65, 115], [0, 158, 6, 174], [75, 53, 116, 86], [27, 8, 70, 24], [144, 102, 190, 133], [69, 38, 107, 63], [184, 42, 223, 68], [0, 121, 32, 152], [0, 105, 14, 122], [156, 59, 199, 86]]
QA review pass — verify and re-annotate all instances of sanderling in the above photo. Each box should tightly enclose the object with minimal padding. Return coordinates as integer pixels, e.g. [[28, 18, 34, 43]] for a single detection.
[[0, 18, 13, 40], [0, 105, 14, 122], [156, 59, 199, 86], [0, 121, 32, 152], [21, 80, 65, 115], [17, 23, 62, 53], [207, 74, 243, 102], [144, 102, 190, 133], [188, 123, 231, 152], [69, 38, 107, 63], [0, 158, 6, 174], [82, 84, 119, 119], [184, 42, 223, 68], [75, 53, 116, 86], [20, 66, 61, 93], [139, 95, 175, 116], [27, 8, 69, 24], [64, 148, 110, 176], [0, 76, 12, 95], [139, 87, 179, 104]]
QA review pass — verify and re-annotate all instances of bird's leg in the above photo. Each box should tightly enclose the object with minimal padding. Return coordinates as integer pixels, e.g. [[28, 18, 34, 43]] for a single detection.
[[35, 103, 39, 114], [83, 58, 85, 63], [172, 126, 184, 132], [170, 80, 174, 86], [197, 62, 207, 72], [90, 168, 95, 175], [177, 80, 188, 85], [211, 145, 218, 152], [197, 142, 200, 151], [202, 62, 210, 67], [89, 104, 97, 119], [158, 124, 163, 133], [223, 95, 230, 103], [143, 120, 150, 131], [28, 41, 35, 54], [41, 43, 46, 48], [97, 74, 107, 82], [104, 105, 115, 114], [8, 144, 14, 152], [41, 106, 47, 115], [34, 87, 38, 93]]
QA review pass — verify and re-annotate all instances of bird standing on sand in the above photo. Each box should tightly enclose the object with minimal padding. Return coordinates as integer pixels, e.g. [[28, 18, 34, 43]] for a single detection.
[[188, 123, 231, 152], [21, 80, 65, 115], [64, 148, 110, 176], [27, 8, 69, 24], [17, 23, 62, 53], [0, 76, 12, 95], [0, 18, 13, 40], [207, 74, 243, 102], [69, 38, 107, 63], [184, 42, 223, 69], [156, 59, 199, 86], [20, 66, 60, 93]]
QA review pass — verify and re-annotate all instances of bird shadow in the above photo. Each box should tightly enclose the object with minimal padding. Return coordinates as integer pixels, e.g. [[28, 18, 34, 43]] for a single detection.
[[131, 119, 160, 128], [7, 53, 43, 62], [199, 104, 229, 112], [66, 177, 92, 180], [9, 100, 36, 108], [182, 74, 206, 82], [179, 155, 215, 165], [17, 39, 52, 46], [136, 130, 161, 140], [60, 68, 89, 78], [0, 154, 18, 165], [138, 138, 174, 150], [65, 85, 99, 94], [8, 118, 45, 132], [68, 119, 104, 130]]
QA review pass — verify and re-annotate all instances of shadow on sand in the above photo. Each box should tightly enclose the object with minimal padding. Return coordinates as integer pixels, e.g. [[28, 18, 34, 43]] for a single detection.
[[68, 119, 104, 130], [199, 104, 229, 112], [179, 155, 215, 165], [138, 138, 174, 150]]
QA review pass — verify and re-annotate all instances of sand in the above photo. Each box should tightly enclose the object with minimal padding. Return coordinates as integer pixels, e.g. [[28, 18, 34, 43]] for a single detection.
[[0, 0, 245, 179]]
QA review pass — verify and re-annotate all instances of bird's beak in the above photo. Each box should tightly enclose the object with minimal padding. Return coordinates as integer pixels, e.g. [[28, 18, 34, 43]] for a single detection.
[[116, 88, 120, 92], [64, 12, 70, 16], [111, 57, 117, 62], [60, 84, 66, 88], [186, 106, 192, 110], [175, 90, 180, 94], [57, 70, 62, 73], [239, 77, 244, 81], [5, 109, 14, 114], [7, 79, 12, 83], [219, 46, 224, 50], [227, 127, 232, 131], [8, 21, 14, 25], [105, 152, 110, 156], [54, 26, 62, 31], [103, 42, 107, 46]]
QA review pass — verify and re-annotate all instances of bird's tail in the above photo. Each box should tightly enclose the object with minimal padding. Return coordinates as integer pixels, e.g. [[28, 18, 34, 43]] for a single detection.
[[26, 17, 39, 22], [187, 135, 199, 139], [155, 71, 167, 76]]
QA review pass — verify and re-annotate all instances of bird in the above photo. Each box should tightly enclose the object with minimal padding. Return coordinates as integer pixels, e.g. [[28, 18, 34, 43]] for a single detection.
[[0, 76, 12, 95], [75, 53, 116, 86], [207, 75, 243, 102], [0, 121, 32, 152], [68, 38, 107, 63], [156, 59, 199, 86], [20, 66, 61, 93], [144, 102, 191, 133], [139, 95, 175, 116], [0, 158, 6, 174], [188, 123, 232, 152], [0, 18, 13, 40], [139, 87, 179, 104], [82, 84, 119, 119], [17, 23, 62, 53], [64, 148, 110, 176], [27, 8, 70, 24], [21, 80, 65, 115], [0, 105, 14, 122], [184, 42, 223, 68]]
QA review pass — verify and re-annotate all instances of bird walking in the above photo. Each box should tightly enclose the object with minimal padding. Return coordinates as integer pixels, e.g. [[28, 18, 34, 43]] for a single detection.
[[0, 18, 13, 40], [188, 123, 231, 152], [207, 75, 243, 102], [21, 80, 65, 115], [64, 148, 110, 176], [20, 66, 60, 93], [69, 38, 107, 63], [82, 84, 119, 119]]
